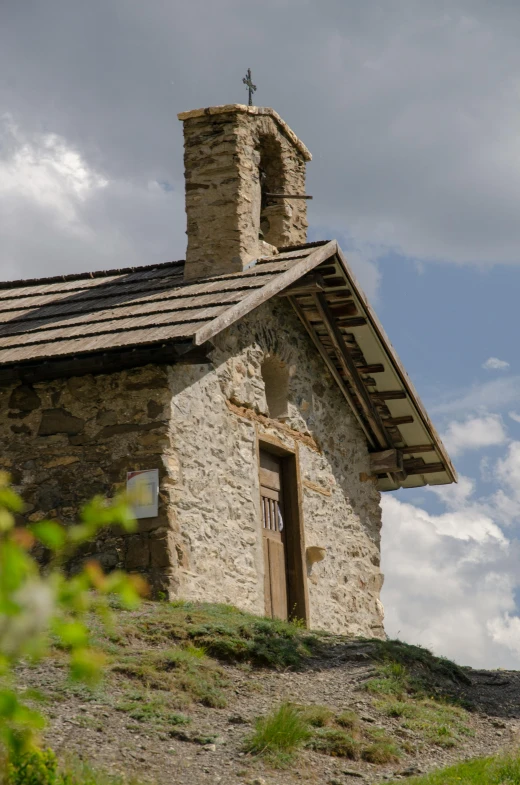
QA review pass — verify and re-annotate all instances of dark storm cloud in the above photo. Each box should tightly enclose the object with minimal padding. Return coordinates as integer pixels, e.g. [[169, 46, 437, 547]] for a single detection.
[[3, 0, 520, 281]]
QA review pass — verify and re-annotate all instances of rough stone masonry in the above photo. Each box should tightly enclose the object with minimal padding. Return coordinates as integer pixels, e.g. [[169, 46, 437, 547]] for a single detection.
[[179, 105, 311, 280], [0, 296, 384, 637]]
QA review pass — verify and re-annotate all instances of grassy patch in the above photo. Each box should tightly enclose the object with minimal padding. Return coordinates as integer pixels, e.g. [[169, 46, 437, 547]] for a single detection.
[[309, 728, 360, 759], [336, 709, 361, 733], [295, 704, 334, 728], [368, 638, 471, 700], [115, 691, 190, 729], [365, 662, 411, 699], [96, 600, 320, 670], [244, 703, 311, 764], [364, 647, 474, 752], [361, 740, 400, 764], [248, 703, 403, 767], [377, 697, 473, 749], [111, 645, 227, 708], [361, 728, 401, 763], [387, 752, 520, 784]]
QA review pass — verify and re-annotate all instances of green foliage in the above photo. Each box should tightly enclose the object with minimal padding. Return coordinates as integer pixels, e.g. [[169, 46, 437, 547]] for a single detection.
[[4, 747, 138, 784], [387, 752, 520, 784], [5, 748, 61, 785], [0, 473, 146, 759], [244, 702, 311, 761]]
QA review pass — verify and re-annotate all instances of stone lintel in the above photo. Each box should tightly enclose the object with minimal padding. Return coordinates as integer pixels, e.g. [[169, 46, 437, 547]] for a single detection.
[[177, 104, 312, 162]]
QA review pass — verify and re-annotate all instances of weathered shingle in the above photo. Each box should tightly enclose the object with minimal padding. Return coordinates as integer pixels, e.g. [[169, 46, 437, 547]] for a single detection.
[[0, 247, 318, 365]]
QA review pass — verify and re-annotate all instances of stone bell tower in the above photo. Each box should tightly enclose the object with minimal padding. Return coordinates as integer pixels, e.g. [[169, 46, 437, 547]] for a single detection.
[[178, 104, 312, 281]]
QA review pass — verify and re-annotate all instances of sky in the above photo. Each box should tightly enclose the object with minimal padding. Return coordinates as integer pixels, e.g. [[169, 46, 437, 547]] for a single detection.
[[3, 0, 520, 668]]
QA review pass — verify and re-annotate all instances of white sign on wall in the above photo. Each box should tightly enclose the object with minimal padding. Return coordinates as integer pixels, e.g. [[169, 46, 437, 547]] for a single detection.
[[126, 469, 159, 519]]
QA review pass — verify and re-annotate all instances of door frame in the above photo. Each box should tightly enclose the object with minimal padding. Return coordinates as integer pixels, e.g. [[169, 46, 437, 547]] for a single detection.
[[256, 431, 310, 626]]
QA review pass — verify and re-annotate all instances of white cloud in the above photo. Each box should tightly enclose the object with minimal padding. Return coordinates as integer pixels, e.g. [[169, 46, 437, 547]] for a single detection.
[[381, 494, 520, 668], [382, 433, 520, 666], [0, 116, 186, 281], [483, 357, 510, 371], [509, 412, 520, 424], [3, 2, 520, 281], [428, 474, 476, 510], [441, 414, 508, 456], [488, 615, 520, 658], [0, 115, 107, 230], [432, 377, 520, 416], [491, 442, 520, 527]]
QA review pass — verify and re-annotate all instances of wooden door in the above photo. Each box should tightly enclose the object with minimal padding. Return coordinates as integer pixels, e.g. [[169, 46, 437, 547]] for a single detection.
[[259, 450, 288, 620]]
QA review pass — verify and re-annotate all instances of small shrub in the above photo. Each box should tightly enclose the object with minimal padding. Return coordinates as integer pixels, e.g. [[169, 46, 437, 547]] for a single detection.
[[380, 701, 418, 719], [309, 728, 360, 759], [168, 713, 190, 727], [296, 704, 334, 728], [365, 662, 411, 699], [4, 749, 133, 785], [245, 703, 311, 758], [361, 741, 401, 764], [6, 748, 60, 785], [336, 709, 360, 734]]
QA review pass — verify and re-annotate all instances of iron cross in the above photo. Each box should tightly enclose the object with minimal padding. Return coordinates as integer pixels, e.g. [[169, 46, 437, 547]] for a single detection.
[[242, 68, 257, 106]]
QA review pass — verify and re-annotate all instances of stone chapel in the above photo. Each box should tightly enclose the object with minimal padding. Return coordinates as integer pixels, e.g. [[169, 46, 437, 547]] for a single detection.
[[0, 104, 456, 637]]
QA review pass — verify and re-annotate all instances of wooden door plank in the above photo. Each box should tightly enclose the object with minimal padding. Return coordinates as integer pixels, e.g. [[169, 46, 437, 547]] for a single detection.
[[268, 539, 288, 621], [263, 537, 272, 616]]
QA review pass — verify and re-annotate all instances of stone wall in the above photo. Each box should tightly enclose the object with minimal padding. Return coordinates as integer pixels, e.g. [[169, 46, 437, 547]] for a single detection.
[[165, 297, 385, 637], [179, 105, 310, 280], [0, 299, 385, 636], [0, 365, 173, 592]]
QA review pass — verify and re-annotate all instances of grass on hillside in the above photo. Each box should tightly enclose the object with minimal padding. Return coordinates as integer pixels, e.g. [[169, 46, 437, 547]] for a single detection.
[[43, 601, 322, 716], [244, 703, 311, 766], [245, 702, 402, 767], [365, 659, 473, 750], [36, 601, 477, 771], [387, 752, 520, 784], [369, 638, 472, 694], [100, 599, 321, 669]]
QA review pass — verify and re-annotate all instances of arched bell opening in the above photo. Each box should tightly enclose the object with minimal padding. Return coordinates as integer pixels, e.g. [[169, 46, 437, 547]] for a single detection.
[[257, 135, 288, 248]]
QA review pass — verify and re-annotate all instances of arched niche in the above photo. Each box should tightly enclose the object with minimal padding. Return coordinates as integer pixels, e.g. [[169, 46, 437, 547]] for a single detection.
[[261, 355, 290, 420]]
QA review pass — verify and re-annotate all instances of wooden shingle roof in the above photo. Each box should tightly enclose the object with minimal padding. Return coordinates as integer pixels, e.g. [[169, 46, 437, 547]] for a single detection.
[[0, 245, 324, 365], [0, 240, 456, 491]]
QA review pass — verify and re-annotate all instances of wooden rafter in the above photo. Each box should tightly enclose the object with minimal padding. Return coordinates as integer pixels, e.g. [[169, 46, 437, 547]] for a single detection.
[[288, 296, 377, 449], [400, 444, 436, 454], [370, 390, 407, 401], [312, 292, 390, 449], [358, 364, 385, 375], [384, 416, 414, 426], [278, 274, 326, 297], [404, 462, 445, 476]]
